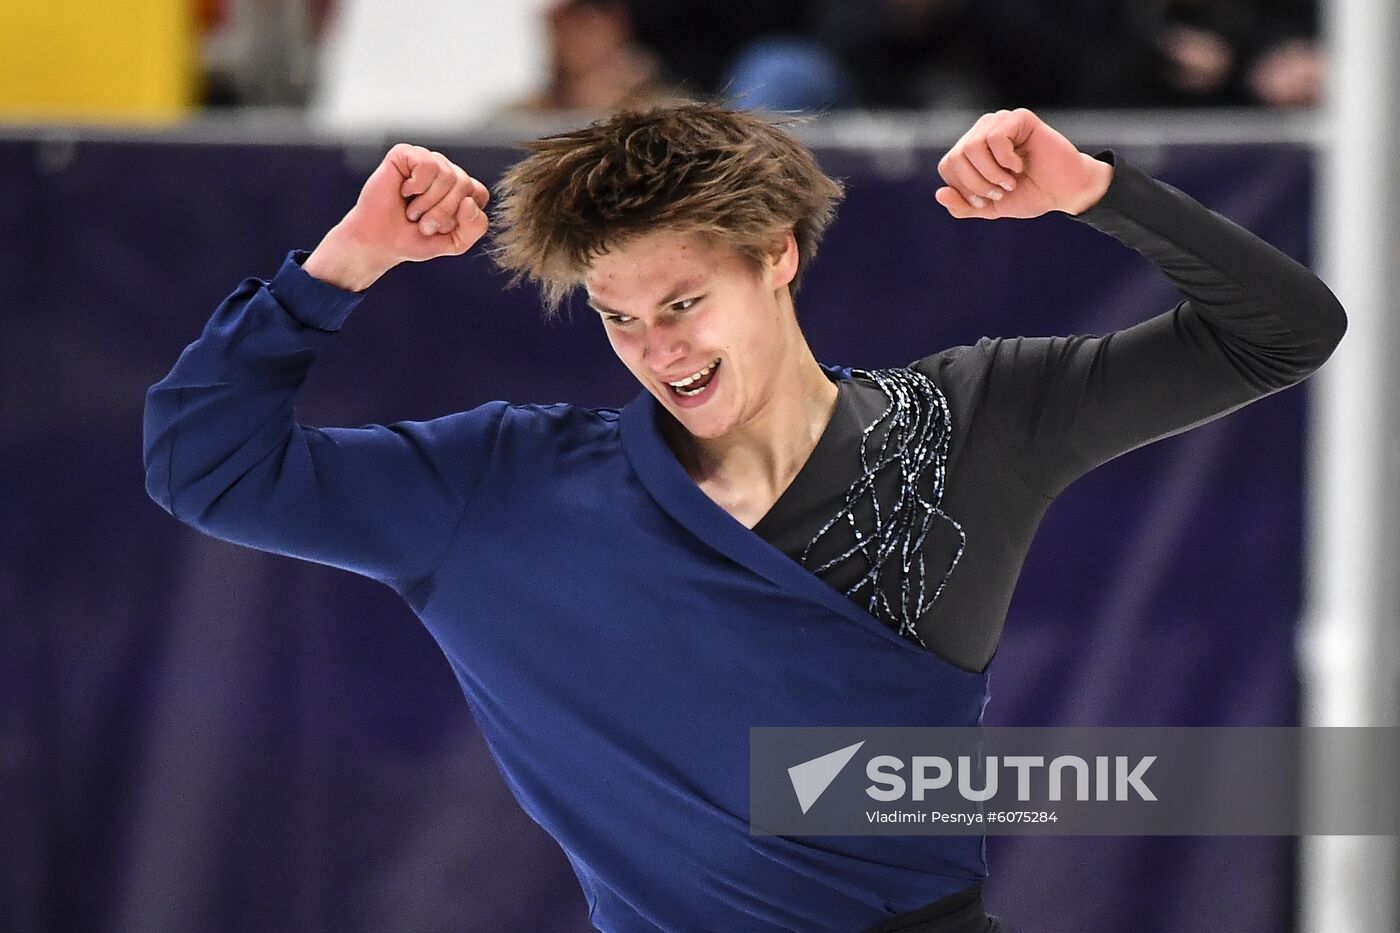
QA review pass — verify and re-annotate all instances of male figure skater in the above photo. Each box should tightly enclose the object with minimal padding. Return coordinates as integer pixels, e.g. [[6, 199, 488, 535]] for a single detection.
[[143, 104, 1345, 932]]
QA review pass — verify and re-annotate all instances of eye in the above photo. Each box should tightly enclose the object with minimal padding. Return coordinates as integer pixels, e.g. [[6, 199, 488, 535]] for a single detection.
[[672, 296, 702, 312], [604, 313, 635, 325]]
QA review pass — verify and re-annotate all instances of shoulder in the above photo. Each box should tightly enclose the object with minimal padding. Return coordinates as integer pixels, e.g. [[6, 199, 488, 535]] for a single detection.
[[909, 335, 1078, 387], [906, 338, 1004, 390], [415, 398, 615, 429], [436, 400, 626, 497], [498, 397, 618, 431], [501, 400, 621, 425], [415, 399, 620, 452], [493, 400, 622, 453]]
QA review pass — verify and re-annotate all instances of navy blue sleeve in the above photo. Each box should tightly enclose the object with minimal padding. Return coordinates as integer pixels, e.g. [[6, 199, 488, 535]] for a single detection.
[[928, 150, 1347, 500], [142, 249, 509, 591]]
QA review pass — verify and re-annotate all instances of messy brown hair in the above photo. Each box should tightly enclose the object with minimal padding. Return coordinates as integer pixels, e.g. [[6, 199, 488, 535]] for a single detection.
[[488, 100, 845, 316]]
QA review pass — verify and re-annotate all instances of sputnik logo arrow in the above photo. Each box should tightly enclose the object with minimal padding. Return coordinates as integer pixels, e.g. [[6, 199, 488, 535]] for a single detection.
[[788, 741, 865, 814]]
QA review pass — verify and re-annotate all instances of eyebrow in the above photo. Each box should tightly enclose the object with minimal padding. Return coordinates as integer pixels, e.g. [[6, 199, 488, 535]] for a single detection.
[[587, 277, 707, 316]]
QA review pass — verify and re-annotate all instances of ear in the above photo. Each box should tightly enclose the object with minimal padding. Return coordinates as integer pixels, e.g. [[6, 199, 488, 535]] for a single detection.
[[766, 230, 800, 290]]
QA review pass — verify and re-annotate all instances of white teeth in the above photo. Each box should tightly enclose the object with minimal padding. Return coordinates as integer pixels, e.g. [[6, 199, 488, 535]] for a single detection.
[[667, 360, 718, 388]]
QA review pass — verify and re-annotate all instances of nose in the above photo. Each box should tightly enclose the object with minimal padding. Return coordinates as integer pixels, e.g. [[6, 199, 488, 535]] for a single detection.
[[642, 320, 687, 371]]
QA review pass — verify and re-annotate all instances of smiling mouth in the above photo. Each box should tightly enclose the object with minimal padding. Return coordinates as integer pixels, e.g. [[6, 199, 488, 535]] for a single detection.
[[665, 359, 720, 397]]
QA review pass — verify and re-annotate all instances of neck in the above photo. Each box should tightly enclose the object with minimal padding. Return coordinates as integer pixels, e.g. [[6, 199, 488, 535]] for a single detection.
[[664, 347, 840, 503]]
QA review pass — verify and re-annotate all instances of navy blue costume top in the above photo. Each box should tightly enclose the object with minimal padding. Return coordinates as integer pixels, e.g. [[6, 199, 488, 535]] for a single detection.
[[142, 153, 1345, 932]]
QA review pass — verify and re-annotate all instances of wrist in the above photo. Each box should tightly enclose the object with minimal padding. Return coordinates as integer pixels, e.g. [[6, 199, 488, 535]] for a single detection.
[[1063, 153, 1115, 216], [303, 226, 395, 293]]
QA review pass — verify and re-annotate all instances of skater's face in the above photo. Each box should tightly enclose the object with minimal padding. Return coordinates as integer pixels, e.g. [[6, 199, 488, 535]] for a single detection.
[[584, 228, 802, 442]]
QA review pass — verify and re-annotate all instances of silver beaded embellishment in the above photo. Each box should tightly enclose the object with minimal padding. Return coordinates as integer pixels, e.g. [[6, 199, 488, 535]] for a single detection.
[[800, 367, 965, 648]]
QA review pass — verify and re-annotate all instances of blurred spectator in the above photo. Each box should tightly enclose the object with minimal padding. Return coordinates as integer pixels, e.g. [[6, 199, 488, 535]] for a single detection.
[[625, 1, 806, 98], [203, 0, 1323, 118], [1243, 0, 1324, 107], [625, 0, 852, 111], [200, 0, 330, 107], [722, 37, 851, 112], [963, 0, 1325, 108], [1247, 37, 1323, 107], [514, 0, 683, 112], [810, 0, 987, 109]]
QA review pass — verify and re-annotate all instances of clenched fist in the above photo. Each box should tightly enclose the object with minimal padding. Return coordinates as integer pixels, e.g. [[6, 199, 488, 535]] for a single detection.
[[935, 109, 1113, 221], [304, 144, 491, 292]]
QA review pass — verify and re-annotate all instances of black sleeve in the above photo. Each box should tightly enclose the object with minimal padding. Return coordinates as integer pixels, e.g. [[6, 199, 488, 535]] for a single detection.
[[925, 149, 1347, 501]]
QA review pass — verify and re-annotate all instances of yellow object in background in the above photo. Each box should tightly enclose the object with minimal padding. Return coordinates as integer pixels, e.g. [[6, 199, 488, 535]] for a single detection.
[[0, 0, 198, 123]]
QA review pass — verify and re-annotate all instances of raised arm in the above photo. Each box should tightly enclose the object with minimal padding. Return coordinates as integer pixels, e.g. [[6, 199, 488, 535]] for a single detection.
[[923, 109, 1346, 499], [143, 145, 505, 591]]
